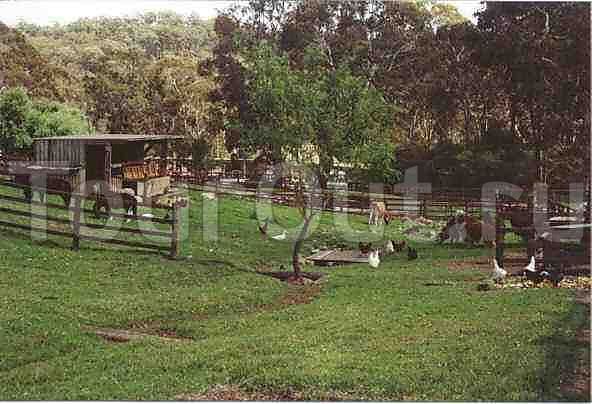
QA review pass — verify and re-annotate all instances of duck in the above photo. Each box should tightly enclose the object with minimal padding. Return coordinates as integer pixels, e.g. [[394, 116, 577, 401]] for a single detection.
[[368, 250, 380, 268], [492, 258, 507, 283]]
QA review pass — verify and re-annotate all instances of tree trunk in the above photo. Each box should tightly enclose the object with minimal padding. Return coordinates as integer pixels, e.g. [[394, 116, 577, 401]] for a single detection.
[[292, 211, 314, 278]]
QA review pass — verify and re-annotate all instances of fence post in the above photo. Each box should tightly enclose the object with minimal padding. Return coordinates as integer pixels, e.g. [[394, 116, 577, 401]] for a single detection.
[[495, 194, 505, 267], [170, 201, 181, 259], [71, 195, 81, 251]]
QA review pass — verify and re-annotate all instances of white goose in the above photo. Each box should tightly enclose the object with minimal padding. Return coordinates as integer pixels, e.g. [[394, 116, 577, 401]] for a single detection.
[[492, 258, 507, 282]]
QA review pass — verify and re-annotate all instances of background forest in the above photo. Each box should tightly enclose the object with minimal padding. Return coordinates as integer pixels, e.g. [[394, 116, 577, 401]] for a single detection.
[[0, 1, 589, 188]]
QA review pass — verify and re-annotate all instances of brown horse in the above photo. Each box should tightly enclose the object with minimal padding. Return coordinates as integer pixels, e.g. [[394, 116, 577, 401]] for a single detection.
[[14, 175, 72, 207], [93, 191, 138, 218]]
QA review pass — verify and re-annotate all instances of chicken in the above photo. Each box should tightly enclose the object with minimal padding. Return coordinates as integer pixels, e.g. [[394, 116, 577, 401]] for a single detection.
[[258, 218, 270, 236], [407, 246, 418, 260], [385, 240, 395, 255], [523, 256, 547, 286], [492, 258, 507, 283], [368, 250, 380, 268], [392, 240, 406, 252], [359, 242, 372, 255]]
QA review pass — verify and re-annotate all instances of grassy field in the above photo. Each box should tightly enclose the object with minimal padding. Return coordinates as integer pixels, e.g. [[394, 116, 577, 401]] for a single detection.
[[0, 187, 589, 400]]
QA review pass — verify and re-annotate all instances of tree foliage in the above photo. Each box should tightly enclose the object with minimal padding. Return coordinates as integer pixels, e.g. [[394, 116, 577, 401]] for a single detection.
[[0, 87, 91, 155]]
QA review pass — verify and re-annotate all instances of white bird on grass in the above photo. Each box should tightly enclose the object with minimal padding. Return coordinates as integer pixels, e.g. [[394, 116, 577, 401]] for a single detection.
[[492, 258, 507, 283], [368, 250, 380, 268], [385, 240, 395, 255], [271, 230, 287, 240]]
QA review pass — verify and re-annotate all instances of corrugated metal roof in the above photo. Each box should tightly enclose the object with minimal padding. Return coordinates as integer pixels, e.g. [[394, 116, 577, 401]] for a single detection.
[[33, 133, 184, 142]]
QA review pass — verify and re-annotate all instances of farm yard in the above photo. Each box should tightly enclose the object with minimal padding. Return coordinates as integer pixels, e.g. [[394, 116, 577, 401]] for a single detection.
[[0, 0, 590, 401], [0, 185, 589, 401]]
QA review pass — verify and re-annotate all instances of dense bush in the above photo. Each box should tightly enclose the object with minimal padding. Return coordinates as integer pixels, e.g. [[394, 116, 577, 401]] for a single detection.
[[0, 87, 92, 155]]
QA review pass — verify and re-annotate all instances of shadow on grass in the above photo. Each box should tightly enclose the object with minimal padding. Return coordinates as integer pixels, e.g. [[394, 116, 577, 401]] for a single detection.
[[0, 226, 172, 259], [538, 290, 590, 401]]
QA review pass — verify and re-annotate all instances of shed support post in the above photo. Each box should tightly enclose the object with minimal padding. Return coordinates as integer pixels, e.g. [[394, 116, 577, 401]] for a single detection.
[[170, 202, 181, 259], [72, 195, 81, 251]]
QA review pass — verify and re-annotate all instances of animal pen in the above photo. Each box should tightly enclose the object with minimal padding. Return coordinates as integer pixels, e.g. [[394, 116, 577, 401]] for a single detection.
[[32, 133, 183, 199], [0, 134, 188, 258]]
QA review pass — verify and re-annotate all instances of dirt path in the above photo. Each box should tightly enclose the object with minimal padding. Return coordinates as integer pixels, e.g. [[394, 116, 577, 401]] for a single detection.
[[85, 280, 324, 344]]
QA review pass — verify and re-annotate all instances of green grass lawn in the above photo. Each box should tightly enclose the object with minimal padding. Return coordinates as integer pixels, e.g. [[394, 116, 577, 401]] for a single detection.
[[0, 186, 588, 400]]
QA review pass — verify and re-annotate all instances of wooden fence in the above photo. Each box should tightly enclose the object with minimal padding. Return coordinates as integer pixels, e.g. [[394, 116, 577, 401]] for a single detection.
[[184, 180, 580, 221], [184, 182, 492, 220], [0, 180, 185, 258]]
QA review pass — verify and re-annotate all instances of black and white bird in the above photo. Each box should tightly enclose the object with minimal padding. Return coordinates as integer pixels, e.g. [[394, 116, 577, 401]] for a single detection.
[[523, 256, 545, 286], [492, 258, 507, 283]]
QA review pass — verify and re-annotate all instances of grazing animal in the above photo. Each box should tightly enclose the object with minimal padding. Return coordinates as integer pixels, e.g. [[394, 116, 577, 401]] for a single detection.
[[368, 201, 391, 225], [93, 190, 138, 219], [271, 230, 287, 240], [438, 216, 466, 244], [464, 216, 495, 246], [392, 240, 406, 252], [407, 246, 418, 260], [368, 250, 380, 268], [492, 258, 507, 283], [385, 240, 395, 255], [15, 175, 72, 207], [359, 242, 372, 255]]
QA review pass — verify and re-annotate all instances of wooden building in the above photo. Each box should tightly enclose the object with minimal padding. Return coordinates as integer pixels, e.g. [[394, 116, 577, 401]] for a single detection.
[[32, 134, 182, 197]]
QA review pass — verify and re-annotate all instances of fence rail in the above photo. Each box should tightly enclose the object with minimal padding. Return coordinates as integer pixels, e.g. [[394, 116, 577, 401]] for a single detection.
[[0, 180, 184, 258], [185, 181, 579, 221]]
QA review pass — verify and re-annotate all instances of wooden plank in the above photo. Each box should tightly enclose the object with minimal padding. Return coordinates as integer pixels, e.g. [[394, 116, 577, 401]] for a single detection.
[[0, 205, 72, 225], [0, 192, 72, 212], [306, 249, 369, 264], [80, 221, 172, 238], [79, 234, 169, 252], [80, 207, 173, 224], [0, 218, 72, 238]]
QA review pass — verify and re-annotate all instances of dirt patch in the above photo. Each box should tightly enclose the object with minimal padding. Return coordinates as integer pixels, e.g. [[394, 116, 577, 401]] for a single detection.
[[259, 270, 325, 283], [101, 275, 325, 342], [175, 384, 305, 401], [82, 326, 191, 343], [175, 384, 357, 401]]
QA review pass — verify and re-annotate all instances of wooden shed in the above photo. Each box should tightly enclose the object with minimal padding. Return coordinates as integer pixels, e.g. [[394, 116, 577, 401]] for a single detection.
[[33, 134, 182, 197]]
